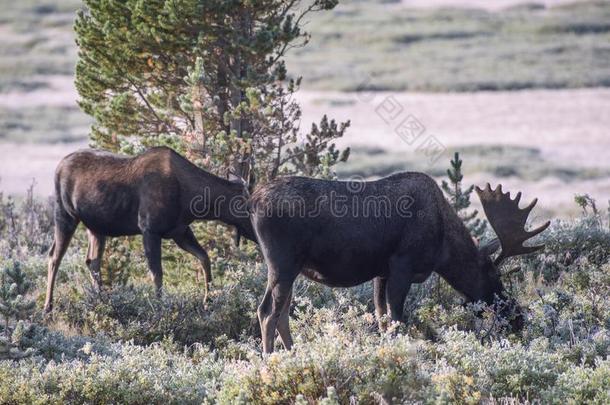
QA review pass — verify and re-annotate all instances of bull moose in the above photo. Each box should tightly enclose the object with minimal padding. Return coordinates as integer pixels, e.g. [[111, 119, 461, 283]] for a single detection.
[[44, 146, 255, 312], [250, 174, 550, 353]]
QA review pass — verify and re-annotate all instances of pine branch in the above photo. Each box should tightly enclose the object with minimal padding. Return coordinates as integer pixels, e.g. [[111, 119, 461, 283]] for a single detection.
[[441, 152, 487, 238]]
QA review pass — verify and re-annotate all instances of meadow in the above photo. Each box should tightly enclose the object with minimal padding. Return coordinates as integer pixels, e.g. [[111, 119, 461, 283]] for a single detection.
[[2, 1, 610, 94], [2, 1, 610, 144], [0, 162, 609, 404], [0, 1, 609, 403], [287, 0, 610, 91]]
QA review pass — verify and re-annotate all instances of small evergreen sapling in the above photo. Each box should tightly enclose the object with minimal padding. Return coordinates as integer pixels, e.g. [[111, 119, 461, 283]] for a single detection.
[[441, 152, 487, 239], [0, 262, 35, 337], [574, 193, 605, 228], [575, 193, 598, 217], [0, 262, 36, 359]]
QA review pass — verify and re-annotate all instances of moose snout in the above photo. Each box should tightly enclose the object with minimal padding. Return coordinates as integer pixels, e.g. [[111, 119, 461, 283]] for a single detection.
[[498, 299, 525, 333], [508, 303, 526, 333]]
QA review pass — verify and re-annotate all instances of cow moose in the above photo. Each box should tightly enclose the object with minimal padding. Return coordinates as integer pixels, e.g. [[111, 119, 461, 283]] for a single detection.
[[249, 173, 550, 353], [44, 146, 256, 312]]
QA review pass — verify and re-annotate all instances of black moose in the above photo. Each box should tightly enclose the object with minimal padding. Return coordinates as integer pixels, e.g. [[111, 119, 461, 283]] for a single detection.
[[250, 173, 550, 353], [44, 146, 255, 312]]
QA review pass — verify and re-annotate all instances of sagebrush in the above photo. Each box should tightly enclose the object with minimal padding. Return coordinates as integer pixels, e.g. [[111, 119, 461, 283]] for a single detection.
[[0, 186, 608, 403]]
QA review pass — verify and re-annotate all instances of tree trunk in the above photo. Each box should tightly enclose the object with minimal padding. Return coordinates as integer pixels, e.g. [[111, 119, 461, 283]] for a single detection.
[[192, 82, 206, 150], [228, 11, 252, 181]]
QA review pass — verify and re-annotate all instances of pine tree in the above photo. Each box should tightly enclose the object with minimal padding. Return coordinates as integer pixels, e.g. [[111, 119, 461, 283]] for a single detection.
[[0, 262, 35, 338], [74, 0, 349, 182], [441, 152, 487, 238], [0, 262, 36, 360], [0, 321, 35, 360]]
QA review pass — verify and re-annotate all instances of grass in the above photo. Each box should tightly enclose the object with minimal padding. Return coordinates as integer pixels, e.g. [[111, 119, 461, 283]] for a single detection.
[[0, 0, 81, 92], [336, 144, 610, 181], [0, 179, 609, 403], [0, 106, 91, 143], [0, 1, 609, 93], [0, 1, 608, 145], [286, 0, 610, 91]]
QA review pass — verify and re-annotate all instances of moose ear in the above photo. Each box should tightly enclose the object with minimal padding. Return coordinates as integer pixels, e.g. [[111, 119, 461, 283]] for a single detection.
[[228, 173, 247, 187], [229, 171, 256, 195], [479, 238, 501, 257]]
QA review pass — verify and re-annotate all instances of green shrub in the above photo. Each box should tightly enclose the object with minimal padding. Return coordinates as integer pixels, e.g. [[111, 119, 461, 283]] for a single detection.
[[543, 359, 610, 404], [218, 305, 431, 404], [1, 186, 609, 403], [53, 275, 262, 347], [0, 343, 222, 405]]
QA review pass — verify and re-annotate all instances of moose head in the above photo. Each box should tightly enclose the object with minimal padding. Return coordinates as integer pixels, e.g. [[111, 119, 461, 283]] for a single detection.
[[470, 184, 551, 331]]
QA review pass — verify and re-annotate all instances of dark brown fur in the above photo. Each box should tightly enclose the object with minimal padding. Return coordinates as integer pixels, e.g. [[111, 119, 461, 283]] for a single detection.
[[250, 173, 525, 353], [44, 146, 255, 312]]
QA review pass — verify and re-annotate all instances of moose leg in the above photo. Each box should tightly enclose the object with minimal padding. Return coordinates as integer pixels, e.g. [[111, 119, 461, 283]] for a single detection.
[[86, 230, 106, 292], [44, 211, 78, 313], [173, 227, 212, 301], [142, 232, 163, 296], [374, 277, 388, 331], [385, 255, 413, 323], [276, 288, 293, 350], [258, 274, 296, 354]]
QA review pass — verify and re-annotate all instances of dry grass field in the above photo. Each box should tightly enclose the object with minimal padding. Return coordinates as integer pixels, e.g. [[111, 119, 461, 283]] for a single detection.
[[2, 85, 608, 217]]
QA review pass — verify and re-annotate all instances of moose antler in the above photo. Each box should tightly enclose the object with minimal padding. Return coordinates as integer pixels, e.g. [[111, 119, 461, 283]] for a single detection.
[[475, 184, 550, 265]]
